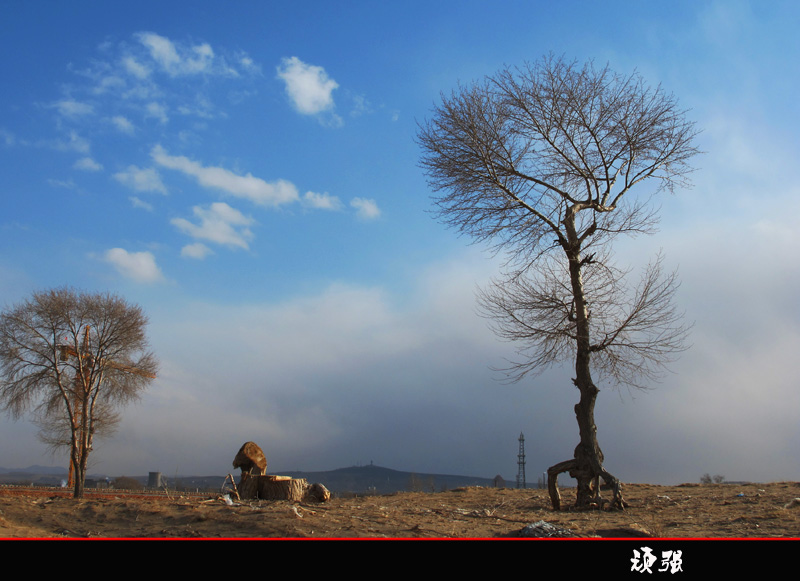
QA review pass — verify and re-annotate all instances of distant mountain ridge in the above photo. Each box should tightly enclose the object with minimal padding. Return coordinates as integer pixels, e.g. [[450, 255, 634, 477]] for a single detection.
[[0, 464, 509, 494], [0, 465, 67, 475], [283, 464, 501, 494]]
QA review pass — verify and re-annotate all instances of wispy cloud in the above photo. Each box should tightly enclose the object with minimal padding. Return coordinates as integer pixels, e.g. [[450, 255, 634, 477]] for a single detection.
[[74, 157, 103, 171], [181, 242, 214, 259], [349, 94, 372, 117], [0, 128, 15, 146], [47, 178, 76, 190], [54, 99, 94, 119], [46, 33, 258, 139], [111, 115, 135, 134], [350, 197, 381, 220], [303, 191, 343, 211], [152, 145, 299, 207], [113, 165, 168, 194], [122, 55, 151, 80], [137, 33, 210, 76], [237, 53, 260, 75], [129, 196, 153, 211], [49, 130, 90, 153], [276, 56, 342, 126], [135, 32, 247, 78], [145, 102, 168, 124], [103, 248, 164, 283], [171, 202, 254, 249]]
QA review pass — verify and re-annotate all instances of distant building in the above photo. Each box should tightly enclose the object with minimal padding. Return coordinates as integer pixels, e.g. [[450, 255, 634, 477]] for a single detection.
[[148, 472, 163, 488]]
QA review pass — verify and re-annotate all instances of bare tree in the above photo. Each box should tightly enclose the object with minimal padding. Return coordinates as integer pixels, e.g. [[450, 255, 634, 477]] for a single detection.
[[417, 55, 699, 510], [0, 287, 158, 498]]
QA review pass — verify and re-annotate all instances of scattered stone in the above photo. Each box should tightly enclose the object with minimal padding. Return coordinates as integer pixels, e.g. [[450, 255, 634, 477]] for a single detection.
[[518, 520, 580, 538], [306, 482, 331, 503]]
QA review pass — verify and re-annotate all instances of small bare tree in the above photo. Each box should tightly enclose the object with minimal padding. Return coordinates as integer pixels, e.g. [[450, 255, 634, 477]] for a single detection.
[[0, 287, 158, 498], [417, 55, 699, 509]]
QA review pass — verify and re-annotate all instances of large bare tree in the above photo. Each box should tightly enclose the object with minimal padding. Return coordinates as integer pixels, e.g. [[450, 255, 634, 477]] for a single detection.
[[0, 288, 157, 498], [417, 55, 699, 509]]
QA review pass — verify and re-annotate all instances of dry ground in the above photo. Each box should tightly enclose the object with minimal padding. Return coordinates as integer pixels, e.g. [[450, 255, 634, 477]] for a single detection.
[[1, 482, 799, 539]]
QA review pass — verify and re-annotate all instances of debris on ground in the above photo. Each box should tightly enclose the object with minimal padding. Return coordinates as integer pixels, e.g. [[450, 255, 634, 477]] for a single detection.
[[517, 520, 580, 538]]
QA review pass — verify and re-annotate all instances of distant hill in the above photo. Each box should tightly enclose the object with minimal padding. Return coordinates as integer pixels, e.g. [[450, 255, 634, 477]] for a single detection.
[[0, 465, 67, 475], [135, 465, 506, 494], [282, 464, 499, 494], [0, 464, 510, 495], [0, 465, 68, 487]]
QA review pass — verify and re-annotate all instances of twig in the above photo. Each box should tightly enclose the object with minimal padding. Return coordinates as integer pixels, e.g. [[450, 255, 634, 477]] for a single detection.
[[222, 473, 241, 501]]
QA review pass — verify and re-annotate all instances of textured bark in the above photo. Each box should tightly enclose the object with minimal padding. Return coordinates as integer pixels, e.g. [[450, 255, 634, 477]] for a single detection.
[[546, 228, 627, 510], [232, 441, 267, 475], [238, 474, 330, 503]]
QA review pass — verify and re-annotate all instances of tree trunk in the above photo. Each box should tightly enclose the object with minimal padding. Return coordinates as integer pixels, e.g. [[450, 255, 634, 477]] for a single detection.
[[72, 447, 85, 499], [546, 217, 627, 510], [238, 474, 330, 502], [69, 403, 92, 499], [72, 376, 93, 499], [73, 469, 84, 498], [546, 372, 627, 508]]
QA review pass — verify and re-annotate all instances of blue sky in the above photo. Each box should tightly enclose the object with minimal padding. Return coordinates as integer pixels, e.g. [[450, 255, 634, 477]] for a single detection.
[[1, 0, 799, 485]]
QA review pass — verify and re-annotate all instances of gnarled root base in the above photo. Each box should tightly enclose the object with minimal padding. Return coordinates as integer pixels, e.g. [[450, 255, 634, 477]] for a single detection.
[[547, 458, 628, 511]]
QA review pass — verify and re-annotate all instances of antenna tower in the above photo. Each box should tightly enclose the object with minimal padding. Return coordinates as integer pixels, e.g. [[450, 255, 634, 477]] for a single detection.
[[516, 432, 526, 489]]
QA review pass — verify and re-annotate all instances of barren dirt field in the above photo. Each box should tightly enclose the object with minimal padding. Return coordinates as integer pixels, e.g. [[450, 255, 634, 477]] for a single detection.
[[1, 482, 799, 539]]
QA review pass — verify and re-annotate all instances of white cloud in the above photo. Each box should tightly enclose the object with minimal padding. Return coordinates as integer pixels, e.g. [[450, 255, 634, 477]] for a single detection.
[[238, 54, 259, 74], [122, 55, 151, 79], [129, 196, 153, 211], [47, 178, 76, 190], [103, 248, 164, 283], [145, 102, 169, 124], [137, 33, 182, 73], [74, 157, 103, 171], [176, 95, 214, 119], [181, 242, 213, 259], [50, 130, 90, 153], [276, 57, 341, 122], [136, 32, 227, 77], [54, 99, 94, 118], [111, 115, 135, 134], [152, 145, 299, 207], [350, 94, 372, 117], [92, 74, 125, 95], [350, 197, 381, 220], [171, 202, 254, 249], [303, 191, 343, 211], [113, 165, 168, 194], [121, 253, 508, 476]]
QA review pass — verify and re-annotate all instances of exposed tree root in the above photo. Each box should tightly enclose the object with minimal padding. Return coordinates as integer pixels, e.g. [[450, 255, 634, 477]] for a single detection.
[[548, 458, 628, 511]]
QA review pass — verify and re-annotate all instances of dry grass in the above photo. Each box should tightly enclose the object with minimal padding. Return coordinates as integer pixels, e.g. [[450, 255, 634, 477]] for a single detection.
[[1, 482, 798, 538]]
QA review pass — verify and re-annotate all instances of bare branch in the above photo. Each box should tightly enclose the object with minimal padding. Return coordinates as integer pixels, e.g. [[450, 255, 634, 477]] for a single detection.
[[417, 54, 700, 509], [0, 286, 158, 498], [417, 54, 700, 268], [588, 252, 691, 388]]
